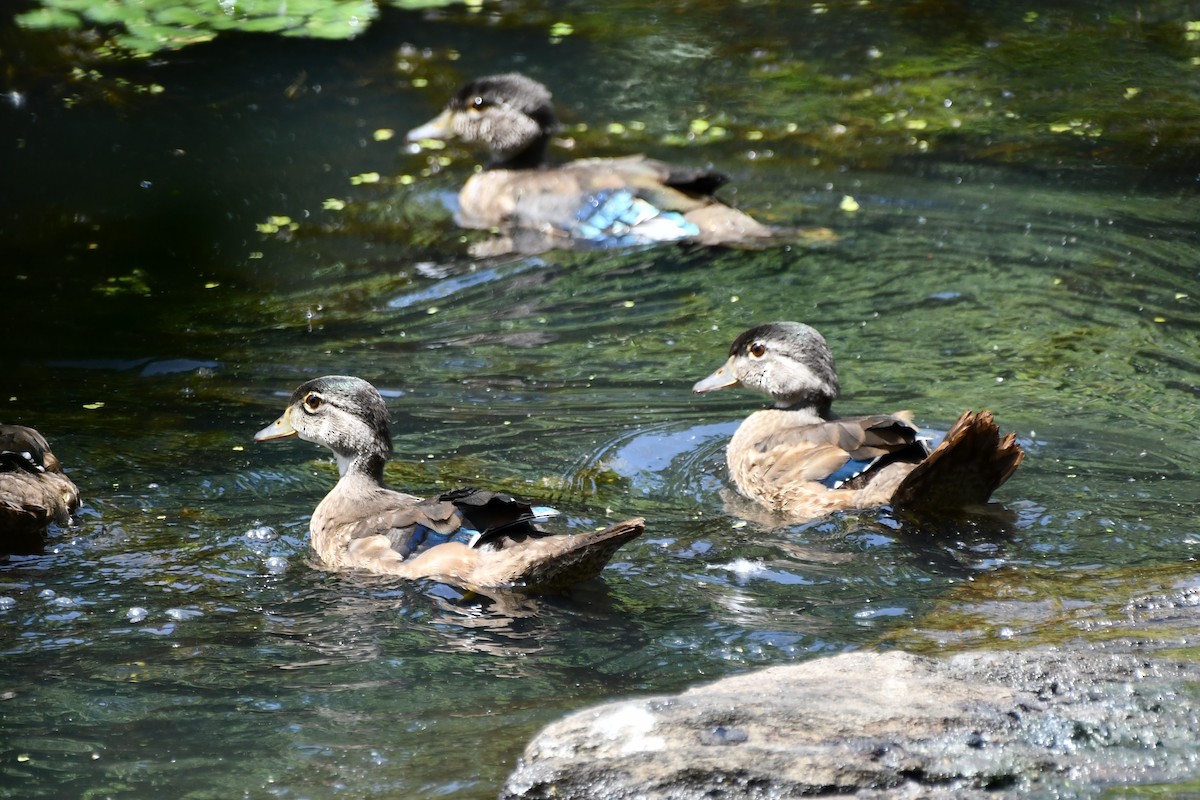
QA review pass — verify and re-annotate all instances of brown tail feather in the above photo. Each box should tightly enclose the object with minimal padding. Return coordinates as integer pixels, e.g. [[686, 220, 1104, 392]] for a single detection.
[[510, 518, 645, 594], [891, 411, 1023, 512]]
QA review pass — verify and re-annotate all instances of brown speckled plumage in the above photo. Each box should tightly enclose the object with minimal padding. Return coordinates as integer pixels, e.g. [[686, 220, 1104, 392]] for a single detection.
[[405, 73, 790, 253], [694, 322, 1023, 520], [256, 376, 643, 594], [1, 424, 80, 544]]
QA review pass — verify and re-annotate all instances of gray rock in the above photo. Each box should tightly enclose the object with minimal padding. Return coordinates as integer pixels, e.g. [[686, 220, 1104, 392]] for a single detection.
[[502, 645, 1200, 799]]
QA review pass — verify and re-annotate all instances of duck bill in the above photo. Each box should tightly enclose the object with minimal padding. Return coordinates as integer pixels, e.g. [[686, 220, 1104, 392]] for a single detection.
[[692, 358, 741, 394], [406, 109, 455, 143], [254, 407, 298, 441]]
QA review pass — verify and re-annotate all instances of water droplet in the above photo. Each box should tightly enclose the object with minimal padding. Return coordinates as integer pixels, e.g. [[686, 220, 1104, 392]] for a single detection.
[[166, 608, 203, 621], [245, 525, 278, 542]]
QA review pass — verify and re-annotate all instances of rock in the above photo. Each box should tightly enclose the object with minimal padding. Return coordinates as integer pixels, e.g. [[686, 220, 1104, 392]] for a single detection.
[[501, 647, 1200, 799]]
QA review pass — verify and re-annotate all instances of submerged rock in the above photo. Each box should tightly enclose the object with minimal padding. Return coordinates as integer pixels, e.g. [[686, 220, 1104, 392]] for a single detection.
[[502, 645, 1200, 799]]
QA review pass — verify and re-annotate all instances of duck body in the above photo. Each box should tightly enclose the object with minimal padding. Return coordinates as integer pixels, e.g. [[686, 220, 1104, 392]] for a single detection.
[[406, 73, 776, 254], [256, 376, 643, 593], [693, 322, 1023, 521], [1, 424, 80, 544]]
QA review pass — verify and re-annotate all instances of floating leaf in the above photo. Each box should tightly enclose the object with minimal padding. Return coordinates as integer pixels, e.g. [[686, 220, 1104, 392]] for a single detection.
[[384, 0, 464, 8], [151, 6, 208, 26], [14, 8, 81, 30]]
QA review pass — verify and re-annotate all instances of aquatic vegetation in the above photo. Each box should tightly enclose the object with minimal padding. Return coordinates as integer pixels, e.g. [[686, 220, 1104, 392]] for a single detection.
[[14, 0, 462, 57], [9, 0, 1199, 174]]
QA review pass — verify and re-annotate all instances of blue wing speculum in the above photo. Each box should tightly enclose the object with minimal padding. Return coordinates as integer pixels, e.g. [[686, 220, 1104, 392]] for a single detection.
[[572, 189, 699, 247]]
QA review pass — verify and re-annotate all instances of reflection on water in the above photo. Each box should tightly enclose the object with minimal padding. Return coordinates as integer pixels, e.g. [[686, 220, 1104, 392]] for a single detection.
[[3, 3, 1200, 799]]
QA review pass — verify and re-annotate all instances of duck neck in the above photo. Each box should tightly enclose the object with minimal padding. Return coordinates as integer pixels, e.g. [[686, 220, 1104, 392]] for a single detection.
[[335, 449, 388, 484], [489, 135, 550, 170], [775, 393, 834, 420]]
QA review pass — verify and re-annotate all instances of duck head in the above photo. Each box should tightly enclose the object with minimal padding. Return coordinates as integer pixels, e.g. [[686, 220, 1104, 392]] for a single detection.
[[693, 322, 840, 416], [406, 73, 558, 169], [256, 375, 393, 480]]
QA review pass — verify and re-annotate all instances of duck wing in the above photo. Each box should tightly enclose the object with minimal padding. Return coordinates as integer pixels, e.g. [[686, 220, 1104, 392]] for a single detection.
[[749, 414, 929, 488], [335, 486, 644, 593], [340, 486, 551, 559], [437, 486, 546, 545], [600, 156, 726, 208]]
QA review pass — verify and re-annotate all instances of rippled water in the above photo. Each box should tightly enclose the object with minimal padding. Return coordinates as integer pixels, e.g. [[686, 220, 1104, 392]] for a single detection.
[[3, 4, 1199, 798]]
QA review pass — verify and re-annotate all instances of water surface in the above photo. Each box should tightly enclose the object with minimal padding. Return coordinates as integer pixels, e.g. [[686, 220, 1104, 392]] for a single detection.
[[2, 3, 1198, 797]]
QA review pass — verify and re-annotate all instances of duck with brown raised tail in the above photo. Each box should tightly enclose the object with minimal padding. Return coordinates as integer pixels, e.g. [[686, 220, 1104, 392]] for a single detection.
[[406, 73, 832, 255], [255, 375, 644, 594], [1, 424, 80, 549], [692, 322, 1024, 521]]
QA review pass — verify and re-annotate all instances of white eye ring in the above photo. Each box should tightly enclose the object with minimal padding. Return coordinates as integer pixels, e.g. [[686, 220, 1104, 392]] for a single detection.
[[749, 341, 767, 358], [302, 393, 323, 412]]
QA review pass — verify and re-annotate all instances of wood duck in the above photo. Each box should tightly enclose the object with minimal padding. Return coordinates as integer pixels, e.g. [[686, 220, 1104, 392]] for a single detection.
[[1, 424, 80, 544], [692, 322, 1024, 520], [405, 72, 787, 254], [255, 375, 644, 594]]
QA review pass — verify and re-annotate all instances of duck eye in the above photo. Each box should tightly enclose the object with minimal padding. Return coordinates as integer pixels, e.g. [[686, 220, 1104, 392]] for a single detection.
[[749, 341, 767, 358], [470, 95, 488, 110], [303, 393, 323, 412]]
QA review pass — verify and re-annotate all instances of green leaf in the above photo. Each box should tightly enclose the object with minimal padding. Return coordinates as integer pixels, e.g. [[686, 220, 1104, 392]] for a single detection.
[[14, 8, 81, 30], [236, 15, 298, 34], [382, 0, 463, 8], [151, 6, 212, 27]]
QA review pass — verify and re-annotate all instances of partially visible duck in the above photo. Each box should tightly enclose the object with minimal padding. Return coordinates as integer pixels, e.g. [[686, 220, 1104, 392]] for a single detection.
[[406, 72, 791, 254], [1, 424, 80, 545], [255, 375, 644, 594], [692, 322, 1023, 520]]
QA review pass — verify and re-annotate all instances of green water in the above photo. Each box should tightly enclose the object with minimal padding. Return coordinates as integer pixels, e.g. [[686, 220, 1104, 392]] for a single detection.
[[2, 2, 1199, 797]]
